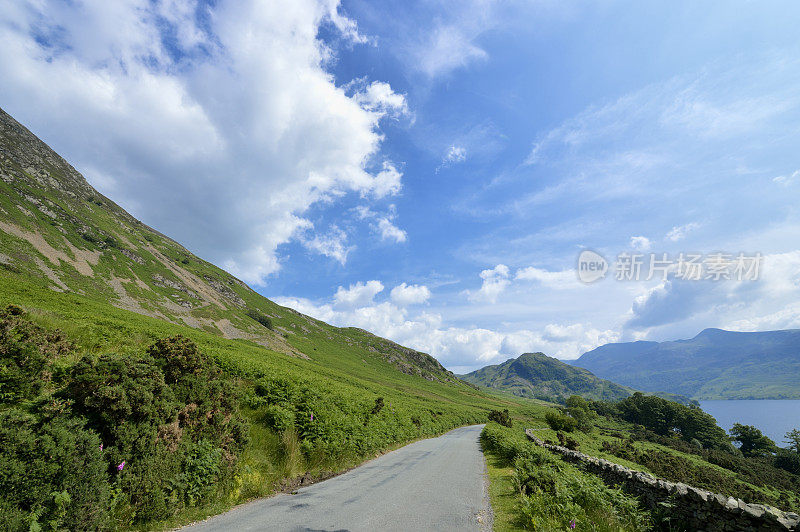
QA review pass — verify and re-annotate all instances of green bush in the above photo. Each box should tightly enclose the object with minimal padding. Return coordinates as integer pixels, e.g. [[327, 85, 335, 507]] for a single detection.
[[245, 309, 273, 330], [488, 408, 513, 427], [264, 405, 296, 433], [545, 410, 577, 432], [565, 395, 597, 432], [0, 309, 250, 528], [0, 305, 73, 403], [0, 409, 111, 531]]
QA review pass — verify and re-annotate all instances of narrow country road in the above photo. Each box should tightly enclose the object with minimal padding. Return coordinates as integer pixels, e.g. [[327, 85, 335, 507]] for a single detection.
[[183, 425, 491, 532]]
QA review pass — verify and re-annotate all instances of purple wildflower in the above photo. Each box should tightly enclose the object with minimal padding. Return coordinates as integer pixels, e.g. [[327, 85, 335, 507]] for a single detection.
[[310, 412, 314, 421], [117, 461, 126, 471], [569, 520, 576, 529], [99, 443, 104, 452]]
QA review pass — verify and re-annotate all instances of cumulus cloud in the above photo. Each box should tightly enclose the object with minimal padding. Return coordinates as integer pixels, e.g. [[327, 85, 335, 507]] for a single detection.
[[390, 283, 431, 306], [629, 236, 652, 251], [666, 223, 700, 242], [333, 280, 384, 309], [273, 278, 620, 370], [376, 218, 408, 243], [468, 264, 510, 303], [0, 0, 405, 285], [623, 251, 800, 338], [351, 80, 409, 119]]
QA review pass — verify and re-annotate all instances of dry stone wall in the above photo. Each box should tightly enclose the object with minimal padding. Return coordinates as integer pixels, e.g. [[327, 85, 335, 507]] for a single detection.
[[525, 429, 799, 531]]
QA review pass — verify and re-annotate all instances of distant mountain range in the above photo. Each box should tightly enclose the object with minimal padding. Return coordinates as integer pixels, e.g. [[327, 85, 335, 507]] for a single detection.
[[460, 352, 649, 403], [575, 328, 800, 400]]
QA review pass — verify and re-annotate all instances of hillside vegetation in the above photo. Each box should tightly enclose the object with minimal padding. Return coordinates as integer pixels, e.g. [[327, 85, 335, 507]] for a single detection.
[[576, 328, 800, 399], [461, 352, 634, 402], [481, 393, 800, 530], [0, 107, 550, 529]]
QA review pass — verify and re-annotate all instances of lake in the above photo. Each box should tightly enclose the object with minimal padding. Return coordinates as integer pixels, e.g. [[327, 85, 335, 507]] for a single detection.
[[699, 400, 800, 446]]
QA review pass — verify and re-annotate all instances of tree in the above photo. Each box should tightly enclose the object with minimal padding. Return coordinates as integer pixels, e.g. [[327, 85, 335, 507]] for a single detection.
[[729, 423, 775, 457], [565, 395, 597, 433], [784, 428, 800, 454]]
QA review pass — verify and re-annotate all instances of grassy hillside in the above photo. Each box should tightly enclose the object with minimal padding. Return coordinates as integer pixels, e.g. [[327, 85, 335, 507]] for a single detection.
[[0, 106, 553, 529], [461, 352, 634, 402], [576, 328, 800, 399], [0, 106, 456, 384]]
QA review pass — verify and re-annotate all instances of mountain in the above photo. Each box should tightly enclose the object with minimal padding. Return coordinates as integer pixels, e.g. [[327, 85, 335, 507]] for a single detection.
[[576, 328, 800, 399], [460, 352, 633, 402], [0, 106, 456, 384]]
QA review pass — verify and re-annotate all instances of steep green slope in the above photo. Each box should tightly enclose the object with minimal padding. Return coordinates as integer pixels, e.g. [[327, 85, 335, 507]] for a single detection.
[[0, 106, 456, 384], [0, 107, 546, 529], [461, 352, 633, 402], [576, 328, 800, 399]]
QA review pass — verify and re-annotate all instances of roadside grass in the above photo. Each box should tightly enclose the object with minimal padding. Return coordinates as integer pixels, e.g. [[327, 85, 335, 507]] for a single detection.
[[485, 451, 522, 531], [480, 423, 651, 531]]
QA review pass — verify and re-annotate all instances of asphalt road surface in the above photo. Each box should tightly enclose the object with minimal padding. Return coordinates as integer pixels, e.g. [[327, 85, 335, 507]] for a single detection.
[[184, 424, 491, 532]]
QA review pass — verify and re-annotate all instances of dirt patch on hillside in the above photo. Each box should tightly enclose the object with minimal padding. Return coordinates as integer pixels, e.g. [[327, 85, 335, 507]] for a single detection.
[[0, 221, 97, 277], [32, 257, 68, 291]]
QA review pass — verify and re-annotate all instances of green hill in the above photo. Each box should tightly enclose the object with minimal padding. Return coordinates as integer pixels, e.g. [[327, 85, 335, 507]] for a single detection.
[[576, 328, 800, 399], [460, 352, 633, 402], [0, 106, 543, 529]]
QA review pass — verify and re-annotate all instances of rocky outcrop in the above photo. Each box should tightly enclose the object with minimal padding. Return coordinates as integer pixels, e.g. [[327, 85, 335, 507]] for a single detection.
[[525, 429, 799, 531]]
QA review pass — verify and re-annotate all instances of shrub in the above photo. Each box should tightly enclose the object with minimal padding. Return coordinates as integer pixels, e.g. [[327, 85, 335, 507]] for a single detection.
[[566, 396, 597, 433], [246, 309, 274, 330], [371, 397, 385, 416], [0, 409, 111, 530], [488, 408, 513, 427], [264, 405, 296, 433], [545, 410, 577, 432], [775, 449, 800, 475], [0, 304, 73, 402]]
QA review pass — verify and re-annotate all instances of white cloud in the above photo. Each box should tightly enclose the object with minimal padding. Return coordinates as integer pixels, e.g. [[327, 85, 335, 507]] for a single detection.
[[515, 266, 576, 289], [376, 217, 408, 243], [353, 204, 408, 243], [468, 264, 510, 303], [773, 169, 800, 185], [666, 222, 700, 242], [444, 145, 467, 164], [417, 24, 488, 78], [274, 278, 621, 369], [0, 0, 404, 285], [333, 280, 384, 309], [351, 80, 409, 119], [390, 283, 431, 306], [630, 236, 652, 251], [370, 162, 403, 199], [301, 225, 352, 264], [622, 251, 800, 338]]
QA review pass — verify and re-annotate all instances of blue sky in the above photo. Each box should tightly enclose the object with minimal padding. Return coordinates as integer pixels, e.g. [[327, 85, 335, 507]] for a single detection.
[[2, 0, 800, 371]]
